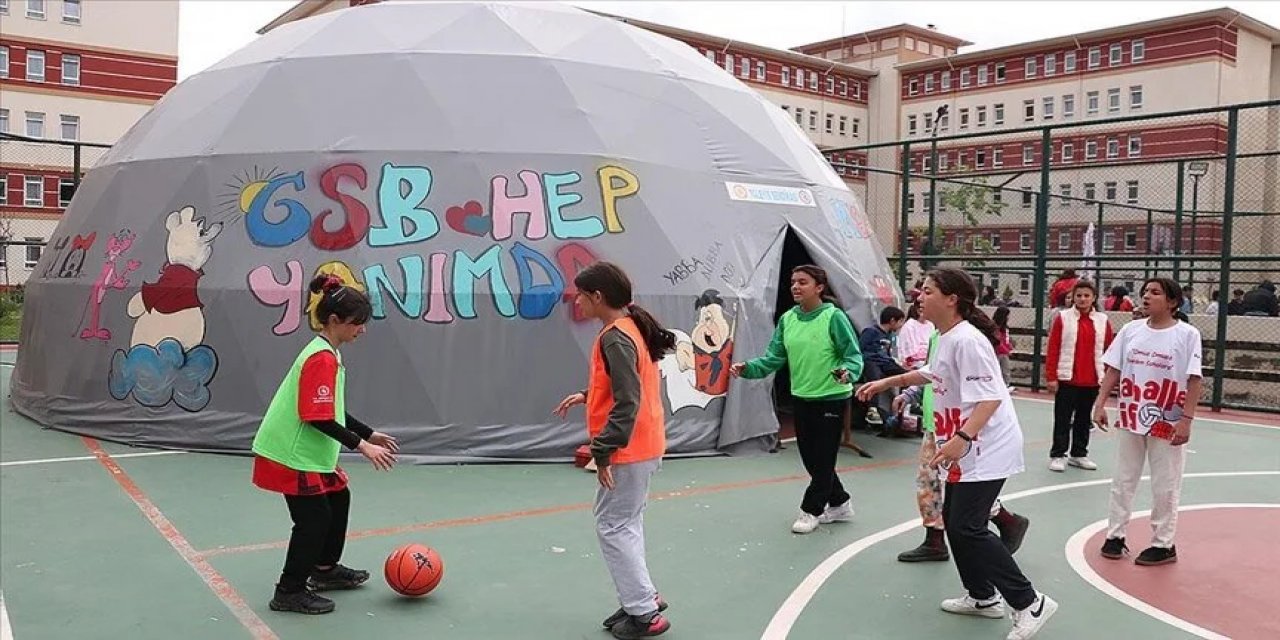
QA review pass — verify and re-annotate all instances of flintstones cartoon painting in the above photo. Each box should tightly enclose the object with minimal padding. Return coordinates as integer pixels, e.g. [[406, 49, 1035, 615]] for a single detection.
[[660, 288, 736, 412]]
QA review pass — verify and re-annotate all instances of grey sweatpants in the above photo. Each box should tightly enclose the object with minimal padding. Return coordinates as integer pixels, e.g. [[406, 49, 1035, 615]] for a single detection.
[[594, 457, 661, 616]]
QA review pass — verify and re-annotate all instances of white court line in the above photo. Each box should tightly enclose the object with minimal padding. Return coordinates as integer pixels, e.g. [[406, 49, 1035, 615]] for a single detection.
[[1011, 394, 1278, 429], [0, 590, 13, 640], [0, 450, 186, 467], [760, 470, 1280, 640], [1065, 503, 1279, 640]]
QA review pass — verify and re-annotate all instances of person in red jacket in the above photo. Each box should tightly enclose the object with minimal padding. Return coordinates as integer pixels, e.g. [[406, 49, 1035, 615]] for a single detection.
[[1048, 269, 1080, 309], [1046, 280, 1114, 472]]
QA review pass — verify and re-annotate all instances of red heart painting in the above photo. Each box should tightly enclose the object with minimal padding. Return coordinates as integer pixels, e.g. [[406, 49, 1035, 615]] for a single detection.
[[445, 200, 490, 237]]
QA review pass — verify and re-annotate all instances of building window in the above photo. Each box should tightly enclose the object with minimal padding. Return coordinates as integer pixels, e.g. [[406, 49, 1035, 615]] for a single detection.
[[61, 53, 80, 85], [987, 103, 1001, 125], [60, 114, 78, 140], [941, 71, 951, 91], [0, 176, 6, 205], [0, 0, 8, 13], [924, 112, 933, 132], [908, 77, 918, 96], [826, 76, 835, 93], [839, 78, 848, 96], [908, 115, 917, 136], [794, 68, 804, 88], [1132, 39, 1145, 61], [1088, 46, 1101, 69], [737, 57, 749, 78], [25, 238, 42, 269], [1103, 231, 1115, 250], [990, 232, 1002, 252], [62, 0, 79, 23], [26, 49, 45, 82], [959, 108, 970, 129], [1042, 96, 1055, 120], [976, 105, 987, 126], [0, 108, 7, 133], [1085, 140, 1098, 160], [1062, 142, 1074, 162], [1022, 144, 1034, 165], [1021, 187, 1033, 208], [1129, 85, 1143, 109], [1044, 53, 1056, 76], [1126, 180, 1139, 204], [838, 115, 847, 136], [1107, 88, 1121, 112], [1059, 230, 1071, 249], [1059, 184, 1072, 206], [24, 175, 43, 206], [905, 193, 915, 213], [995, 62, 1006, 83], [793, 108, 802, 126], [1062, 94, 1075, 118], [1105, 182, 1117, 201], [60, 177, 75, 206], [825, 113, 834, 133], [0, 46, 7, 78], [1020, 232, 1031, 253], [1019, 273, 1031, 294], [722, 53, 733, 74], [1086, 91, 1099, 115], [1110, 43, 1122, 65], [808, 110, 816, 130], [851, 118, 860, 136], [780, 66, 789, 85], [852, 82, 861, 99], [1107, 137, 1119, 158], [977, 64, 988, 85], [1024, 57, 1036, 78], [703, 49, 715, 62], [975, 150, 986, 168], [26, 0, 43, 19], [992, 148, 1004, 167], [1125, 230, 1138, 251], [755, 60, 765, 81], [1023, 99, 1034, 122], [808, 72, 818, 91], [1128, 135, 1142, 156], [1084, 183, 1096, 201], [25, 111, 44, 138], [924, 73, 934, 93], [960, 68, 970, 87], [1065, 51, 1077, 72]]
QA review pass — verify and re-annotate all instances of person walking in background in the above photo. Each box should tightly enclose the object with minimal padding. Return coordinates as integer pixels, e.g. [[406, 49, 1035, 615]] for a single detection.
[[992, 307, 1015, 393], [1045, 280, 1114, 473], [730, 265, 863, 534]]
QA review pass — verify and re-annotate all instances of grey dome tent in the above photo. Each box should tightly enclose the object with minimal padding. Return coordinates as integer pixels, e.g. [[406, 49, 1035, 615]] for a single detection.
[[9, 1, 902, 462]]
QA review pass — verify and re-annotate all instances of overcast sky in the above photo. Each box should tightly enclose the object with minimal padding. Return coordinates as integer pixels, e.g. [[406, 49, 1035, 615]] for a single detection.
[[177, 0, 1280, 80]]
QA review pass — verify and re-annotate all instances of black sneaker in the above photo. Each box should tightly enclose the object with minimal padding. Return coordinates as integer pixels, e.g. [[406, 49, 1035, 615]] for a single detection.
[[308, 564, 370, 591], [269, 587, 335, 614], [1135, 545, 1177, 566], [603, 595, 668, 629], [997, 514, 1030, 555], [610, 612, 670, 639], [1100, 537, 1128, 559], [897, 541, 950, 562]]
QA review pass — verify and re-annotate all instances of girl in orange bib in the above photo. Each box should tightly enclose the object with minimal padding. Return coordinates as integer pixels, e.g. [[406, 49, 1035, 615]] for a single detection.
[[554, 262, 675, 639]]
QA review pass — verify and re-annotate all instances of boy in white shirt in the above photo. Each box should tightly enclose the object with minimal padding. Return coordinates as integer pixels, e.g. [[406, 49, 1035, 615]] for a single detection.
[[1092, 277, 1203, 566]]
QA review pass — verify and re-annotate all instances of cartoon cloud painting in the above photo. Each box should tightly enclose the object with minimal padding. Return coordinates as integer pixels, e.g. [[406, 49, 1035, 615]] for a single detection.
[[108, 206, 221, 412]]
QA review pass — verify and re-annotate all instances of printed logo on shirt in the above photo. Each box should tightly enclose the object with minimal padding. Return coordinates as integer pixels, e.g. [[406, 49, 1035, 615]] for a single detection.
[[313, 384, 334, 405], [933, 407, 965, 439], [964, 374, 993, 382]]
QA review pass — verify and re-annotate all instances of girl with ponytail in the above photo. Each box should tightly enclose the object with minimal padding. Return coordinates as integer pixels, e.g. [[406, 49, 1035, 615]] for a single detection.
[[729, 264, 863, 535], [552, 261, 673, 638], [250, 274, 399, 615], [857, 267, 1057, 638]]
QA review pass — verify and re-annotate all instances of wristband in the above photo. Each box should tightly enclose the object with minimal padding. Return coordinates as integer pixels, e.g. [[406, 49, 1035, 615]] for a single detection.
[[955, 431, 973, 442]]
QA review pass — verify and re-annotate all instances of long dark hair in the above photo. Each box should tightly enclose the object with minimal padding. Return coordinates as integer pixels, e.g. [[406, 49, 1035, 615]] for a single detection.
[[574, 261, 676, 361], [926, 267, 1000, 348], [992, 305, 1010, 330], [793, 264, 840, 304], [1106, 286, 1128, 310], [1142, 277, 1184, 318], [309, 275, 372, 327]]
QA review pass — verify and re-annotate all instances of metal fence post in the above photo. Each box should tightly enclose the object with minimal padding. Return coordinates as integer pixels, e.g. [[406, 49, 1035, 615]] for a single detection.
[[1173, 160, 1185, 282], [1145, 208, 1154, 281], [927, 138, 939, 269], [1211, 107, 1239, 409], [1029, 128, 1052, 391], [899, 141, 911, 292], [73, 142, 82, 189]]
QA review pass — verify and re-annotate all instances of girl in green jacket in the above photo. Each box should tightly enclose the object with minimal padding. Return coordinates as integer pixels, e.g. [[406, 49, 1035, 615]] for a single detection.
[[731, 264, 863, 534]]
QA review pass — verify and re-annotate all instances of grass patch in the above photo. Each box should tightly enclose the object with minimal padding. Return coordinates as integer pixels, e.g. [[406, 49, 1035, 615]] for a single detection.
[[0, 309, 21, 342]]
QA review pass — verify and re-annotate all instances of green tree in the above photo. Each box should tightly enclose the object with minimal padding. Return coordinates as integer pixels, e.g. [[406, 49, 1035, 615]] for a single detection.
[[935, 167, 1007, 269]]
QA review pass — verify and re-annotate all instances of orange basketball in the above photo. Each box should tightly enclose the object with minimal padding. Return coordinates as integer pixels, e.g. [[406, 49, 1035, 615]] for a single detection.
[[384, 543, 444, 597]]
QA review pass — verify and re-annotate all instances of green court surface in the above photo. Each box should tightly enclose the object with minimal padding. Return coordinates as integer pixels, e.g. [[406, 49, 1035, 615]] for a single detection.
[[2, 351, 1277, 640]]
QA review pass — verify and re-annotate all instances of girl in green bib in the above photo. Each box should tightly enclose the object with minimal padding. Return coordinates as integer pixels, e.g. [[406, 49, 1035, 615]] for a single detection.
[[730, 264, 863, 534], [251, 275, 399, 615]]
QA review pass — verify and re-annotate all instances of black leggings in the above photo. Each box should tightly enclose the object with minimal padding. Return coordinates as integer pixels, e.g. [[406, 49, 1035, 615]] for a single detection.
[[1051, 383, 1098, 458], [943, 479, 1036, 610], [793, 398, 851, 516], [279, 488, 351, 592]]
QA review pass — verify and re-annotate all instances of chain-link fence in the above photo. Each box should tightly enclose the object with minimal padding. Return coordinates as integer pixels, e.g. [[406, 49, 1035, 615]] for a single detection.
[[826, 99, 1280, 414], [0, 133, 112, 341]]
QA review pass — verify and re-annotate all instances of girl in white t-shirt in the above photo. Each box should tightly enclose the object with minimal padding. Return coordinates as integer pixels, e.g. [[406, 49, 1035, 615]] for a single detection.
[[858, 267, 1056, 640], [1092, 277, 1202, 566]]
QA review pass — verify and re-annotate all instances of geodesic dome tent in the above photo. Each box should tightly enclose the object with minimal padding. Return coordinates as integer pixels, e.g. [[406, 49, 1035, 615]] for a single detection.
[[9, 1, 901, 462]]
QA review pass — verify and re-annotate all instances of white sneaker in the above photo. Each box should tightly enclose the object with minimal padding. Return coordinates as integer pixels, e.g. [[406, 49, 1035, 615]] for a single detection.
[[1007, 593, 1058, 640], [1048, 457, 1067, 472], [791, 512, 820, 534], [818, 499, 854, 524], [1068, 457, 1098, 471], [940, 594, 1005, 618]]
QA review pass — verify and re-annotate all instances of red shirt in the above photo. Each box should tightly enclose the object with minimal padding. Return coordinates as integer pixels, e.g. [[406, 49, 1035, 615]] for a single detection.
[[1046, 308, 1115, 386], [298, 351, 339, 422]]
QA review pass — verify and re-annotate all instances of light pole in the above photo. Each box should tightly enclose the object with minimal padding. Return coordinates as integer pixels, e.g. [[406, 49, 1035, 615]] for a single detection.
[[925, 104, 948, 269], [1186, 161, 1208, 292]]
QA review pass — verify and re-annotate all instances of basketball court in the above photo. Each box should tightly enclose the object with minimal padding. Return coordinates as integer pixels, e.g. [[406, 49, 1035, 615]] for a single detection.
[[2, 349, 1277, 640]]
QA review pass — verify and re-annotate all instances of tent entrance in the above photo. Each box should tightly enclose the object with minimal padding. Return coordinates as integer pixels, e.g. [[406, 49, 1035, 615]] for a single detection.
[[770, 228, 815, 415]]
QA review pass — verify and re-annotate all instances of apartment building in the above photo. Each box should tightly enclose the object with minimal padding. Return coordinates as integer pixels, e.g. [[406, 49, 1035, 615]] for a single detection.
[[0, 0, 180, 286]]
